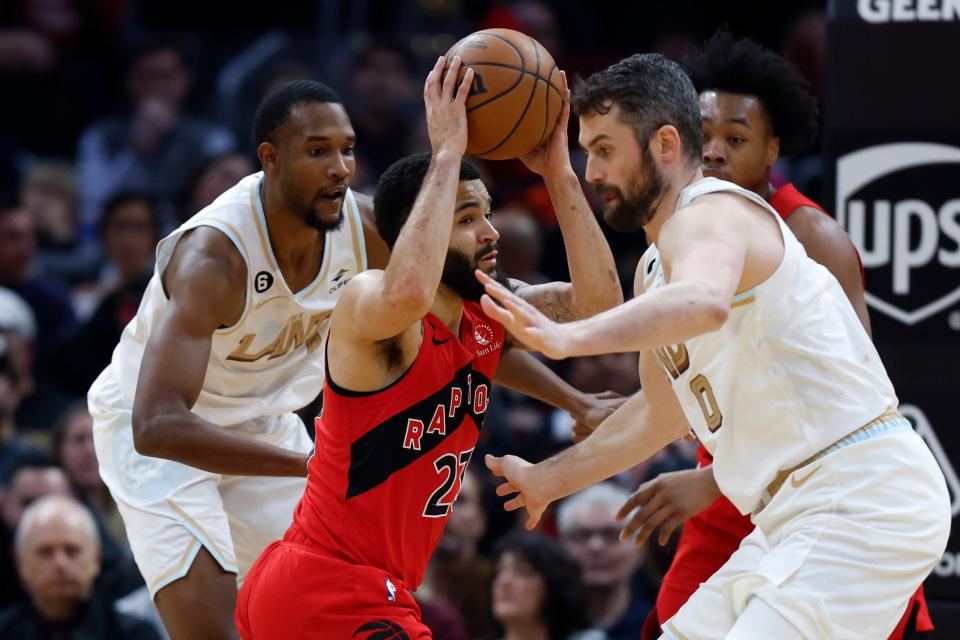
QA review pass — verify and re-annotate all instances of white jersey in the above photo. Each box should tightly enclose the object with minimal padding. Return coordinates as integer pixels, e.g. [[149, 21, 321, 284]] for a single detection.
[[640, 178, 897, 514], [89, 172, 367, 427]]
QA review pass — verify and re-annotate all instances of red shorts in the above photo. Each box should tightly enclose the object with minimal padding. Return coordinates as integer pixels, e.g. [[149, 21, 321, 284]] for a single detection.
[[236, 527, 431, 640]]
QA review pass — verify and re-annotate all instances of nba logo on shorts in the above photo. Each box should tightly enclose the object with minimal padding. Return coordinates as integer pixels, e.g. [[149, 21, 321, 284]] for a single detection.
[[385, 578, 396, 602]]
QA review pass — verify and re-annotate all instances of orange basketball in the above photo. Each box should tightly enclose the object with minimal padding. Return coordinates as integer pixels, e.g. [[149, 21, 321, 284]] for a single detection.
[[446, 28, 564, 161]]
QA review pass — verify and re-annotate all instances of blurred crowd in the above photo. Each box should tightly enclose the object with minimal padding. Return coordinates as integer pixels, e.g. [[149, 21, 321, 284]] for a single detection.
[[0, 0, 826, 638]]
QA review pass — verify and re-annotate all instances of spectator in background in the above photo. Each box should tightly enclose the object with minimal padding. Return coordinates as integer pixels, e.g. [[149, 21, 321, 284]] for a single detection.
[[76, 37, 234, 232], [20, 162, 100, 286], [0, 287, 37, 408], [46, 193, 159, 395], [346, 38, 420, 190], [424, 467, 495, 639], [0, 197, 76, 377], [492, 532, 605, 640], [53, 402, 125, 546], [493, 209, 547, 285], [0, 455, 72, 609], [177, 151, 255, 224], [72, 191, 159, 320], [0, 335, 43, 486], [0, 495, 160, 639], [557, 484, 652, 640]]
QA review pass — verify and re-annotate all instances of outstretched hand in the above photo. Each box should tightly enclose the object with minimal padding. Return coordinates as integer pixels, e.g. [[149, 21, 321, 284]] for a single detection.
[[571, 390, 627, 443], [616, 466, 721, 547], [476, 270, 573, 359], [485, 453, 549, 530], [518, 70, 572, 179], [423, 55, 474, 157]]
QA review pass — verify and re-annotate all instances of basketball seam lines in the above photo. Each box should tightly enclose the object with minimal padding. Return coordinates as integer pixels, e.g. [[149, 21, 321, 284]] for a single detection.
[[459, 31, 526, 114], [474, 35, 541, 157]]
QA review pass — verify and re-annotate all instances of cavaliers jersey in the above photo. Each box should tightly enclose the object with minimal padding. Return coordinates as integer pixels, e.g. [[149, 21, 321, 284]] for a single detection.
[[640, 177, 896, 514], [292, 302, 504, 588], [88, 172, 367, 427]]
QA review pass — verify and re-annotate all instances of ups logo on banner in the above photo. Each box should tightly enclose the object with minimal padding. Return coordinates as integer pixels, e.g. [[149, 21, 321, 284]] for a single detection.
[[835, 142, 960, 327]]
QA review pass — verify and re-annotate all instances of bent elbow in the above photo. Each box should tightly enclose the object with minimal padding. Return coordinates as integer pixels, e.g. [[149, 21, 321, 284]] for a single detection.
[[131, 412, 161, 458]]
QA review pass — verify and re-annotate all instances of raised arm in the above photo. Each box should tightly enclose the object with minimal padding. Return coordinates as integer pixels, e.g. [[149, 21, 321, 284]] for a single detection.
[[517, 72, 622, 319], [131, 228, 309, 477], [332, 57, 474, 342], [486, 348, 690, 529]]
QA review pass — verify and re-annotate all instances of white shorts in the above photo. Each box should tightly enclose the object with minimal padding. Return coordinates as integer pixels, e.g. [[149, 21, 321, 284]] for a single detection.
[[90, 385, 311, 597], [662, 420, 950, 640]]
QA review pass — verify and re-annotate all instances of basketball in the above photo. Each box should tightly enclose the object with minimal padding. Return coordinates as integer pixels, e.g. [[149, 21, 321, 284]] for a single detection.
[[445, 28, 564, 161]]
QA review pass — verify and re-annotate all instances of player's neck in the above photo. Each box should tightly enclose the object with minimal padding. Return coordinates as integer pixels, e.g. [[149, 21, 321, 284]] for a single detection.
[[431, 286, 465, 336], [259, 181, 325, 271], [762, 180, 777, 202], [644, 166, 703, 245]]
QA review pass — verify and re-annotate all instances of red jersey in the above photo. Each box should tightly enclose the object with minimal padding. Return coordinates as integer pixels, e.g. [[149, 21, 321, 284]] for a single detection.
[[292, 302, 504, 589], [650, 185, 930, 638]]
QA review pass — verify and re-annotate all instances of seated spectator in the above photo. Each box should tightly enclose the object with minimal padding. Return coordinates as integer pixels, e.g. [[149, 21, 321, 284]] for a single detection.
[[53, 402, 125, 545], [176, 150, 255, 223], [20, 162, 100, 286], [558, 484, 654, 640], [0, 197, 76, 376], [76, 36, 234, 232], [0, 333, 44, 488], [492, 532, 605, 640], [0, 454, 72, 608], [71, 191, 159, 321], [0, 495, 160, 639], [424, 467, 495, 639]]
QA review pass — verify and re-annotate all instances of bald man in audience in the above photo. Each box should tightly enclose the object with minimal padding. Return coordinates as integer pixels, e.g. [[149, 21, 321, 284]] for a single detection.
[[0, 495, 160, 639]]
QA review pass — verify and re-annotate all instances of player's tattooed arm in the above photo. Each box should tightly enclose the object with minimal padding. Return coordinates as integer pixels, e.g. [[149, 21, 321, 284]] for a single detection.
[[511, 280, 578, 323]]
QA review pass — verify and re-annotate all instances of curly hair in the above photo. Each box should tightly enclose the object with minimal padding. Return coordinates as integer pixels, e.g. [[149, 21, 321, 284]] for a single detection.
[[373, 152, 481, 250], [492, 532, 592, 639], [684, 26, 819, 157], [572, 53, 703, 165]]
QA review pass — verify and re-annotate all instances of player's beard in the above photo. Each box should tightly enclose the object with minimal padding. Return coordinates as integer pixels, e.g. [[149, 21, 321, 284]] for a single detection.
[[288, 192, 346, 232], [441, 243, 510, 301], [596, 146, 667, 232]]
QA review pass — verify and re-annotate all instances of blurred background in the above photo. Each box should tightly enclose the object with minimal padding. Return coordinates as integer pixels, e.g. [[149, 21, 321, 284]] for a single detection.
[[0, 0, 957, 638]]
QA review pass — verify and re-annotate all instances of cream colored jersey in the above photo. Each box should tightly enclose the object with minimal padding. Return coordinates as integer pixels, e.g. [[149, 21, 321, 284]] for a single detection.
[[640, 177, 897, 514], [89, 172, 367, 427]]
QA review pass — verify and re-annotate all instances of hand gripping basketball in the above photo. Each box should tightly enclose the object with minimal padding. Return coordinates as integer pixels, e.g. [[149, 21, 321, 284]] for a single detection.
[[424, 55, 475, 158]]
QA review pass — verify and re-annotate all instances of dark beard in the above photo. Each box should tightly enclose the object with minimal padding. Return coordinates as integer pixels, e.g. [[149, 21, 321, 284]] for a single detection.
[[595, 145, 666, 232], [441, 243, 510, 301], [288, 193, 346, 232]]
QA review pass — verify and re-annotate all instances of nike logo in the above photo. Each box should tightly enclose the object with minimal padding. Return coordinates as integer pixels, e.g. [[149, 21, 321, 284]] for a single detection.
[[790, 465, 821, 489], [432, 336, 453, 346]]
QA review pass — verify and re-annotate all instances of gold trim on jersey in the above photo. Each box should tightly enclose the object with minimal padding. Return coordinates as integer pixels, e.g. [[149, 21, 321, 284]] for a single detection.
[[254, 294, 287, 310], [731, 294, 756, 308], [166, 499, 230, 563], [662, 621, 691, 640], [148, 538, 200, 593]]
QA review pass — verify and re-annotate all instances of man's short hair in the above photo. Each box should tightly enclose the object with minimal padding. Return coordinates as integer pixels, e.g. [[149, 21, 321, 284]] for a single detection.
[[683, 26, 819, 157], [14, 495, 99, 553], [572, 53, 703, 164], [373, 153, 482, 250], [252, 80, 343, 146]]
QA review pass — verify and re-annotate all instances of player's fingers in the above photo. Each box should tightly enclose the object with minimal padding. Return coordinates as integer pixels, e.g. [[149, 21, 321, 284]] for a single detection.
[[455, 67, 474, 103], [597, 390, 622, 400], [485, 453, 503, 475], [658, 516, 683, 547], [627, 502, 672, 546], [480, 294, 515, 327], [616, 483, 655, 521], [495, 481, 518, 497], [442, 56, 462, 96], [425, 56, 445, 97], [504, 495, 525, 511], [619, 493, 662, 541], [525, 512, 541, 530]]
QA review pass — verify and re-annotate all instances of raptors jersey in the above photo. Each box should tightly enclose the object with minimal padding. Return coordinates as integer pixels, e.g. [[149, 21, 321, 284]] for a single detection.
[[641, 177, 896, 514], [89, 172, 367, 427], [293, 302, 504, 588]]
